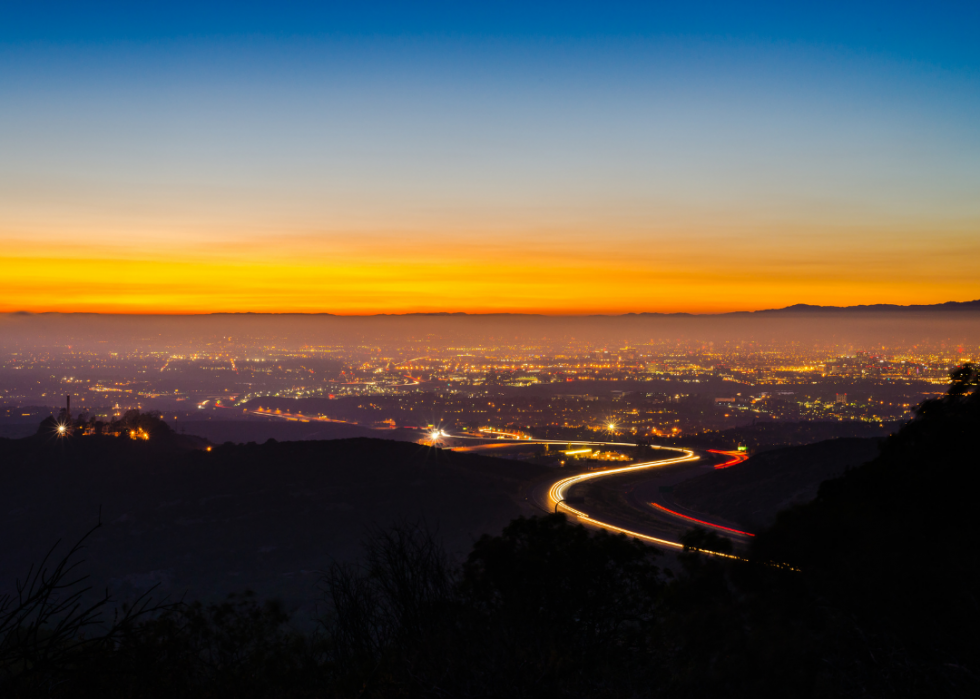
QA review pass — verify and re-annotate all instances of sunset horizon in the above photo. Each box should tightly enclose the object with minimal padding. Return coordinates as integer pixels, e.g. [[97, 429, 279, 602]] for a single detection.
[[5, 297, 980, 317]]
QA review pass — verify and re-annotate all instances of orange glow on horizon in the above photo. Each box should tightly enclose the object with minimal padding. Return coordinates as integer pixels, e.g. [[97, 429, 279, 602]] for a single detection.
[[3, 214, 977, 315], [2, 250, 976, 316]]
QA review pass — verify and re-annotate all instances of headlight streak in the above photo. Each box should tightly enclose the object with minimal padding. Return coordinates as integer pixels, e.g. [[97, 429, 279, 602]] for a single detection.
[[547, 449, 799, 569], [450, 434, 637, 447], [447, 432, 794, 567], [548, 448, 699, 551]]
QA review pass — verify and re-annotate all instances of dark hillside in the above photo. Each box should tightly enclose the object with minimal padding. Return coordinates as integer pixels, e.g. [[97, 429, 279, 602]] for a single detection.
[[667, 420, 896, 452], [0, 433, 545, 618], [753, 364, 980, 676], [175, 419, 417, 445], [673, 437, 881, 529]]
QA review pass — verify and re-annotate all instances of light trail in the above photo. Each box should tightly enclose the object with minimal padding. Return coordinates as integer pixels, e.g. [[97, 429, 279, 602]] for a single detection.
[[651, 503, 755, 537], [446, 433, 636, 447], [547, 447, 700, 551], [541, 447, 798, 569], [707, 449, 749, 469], [475, 427, 526, 439], [442, 434, 721, 552], [244, 408, 353, 424]]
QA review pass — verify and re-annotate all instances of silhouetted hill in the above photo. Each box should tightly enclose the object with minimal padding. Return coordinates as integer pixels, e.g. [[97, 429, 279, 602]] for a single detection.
[[753, 299, 980, 313], [176, 419, 417, 445], [753, 364, 980, 676], [672, 437, 881, 529], [0, 434, 547, 620], [667, 420, 896, 452]]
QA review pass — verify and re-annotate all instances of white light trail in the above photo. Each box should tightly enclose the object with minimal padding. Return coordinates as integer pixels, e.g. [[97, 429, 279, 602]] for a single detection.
[[547, 448, 699, 550]]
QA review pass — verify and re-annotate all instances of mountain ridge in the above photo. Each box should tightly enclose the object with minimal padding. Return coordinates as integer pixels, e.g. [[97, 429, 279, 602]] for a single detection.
[[6, 299, 980, 318]]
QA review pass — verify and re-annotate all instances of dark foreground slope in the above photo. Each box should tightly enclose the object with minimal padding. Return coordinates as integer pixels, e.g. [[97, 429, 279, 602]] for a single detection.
[[0, 434, 545, 615], [3, 370, 979, 698], [751, 364, 980, 689], [673, 437, 882, 529]]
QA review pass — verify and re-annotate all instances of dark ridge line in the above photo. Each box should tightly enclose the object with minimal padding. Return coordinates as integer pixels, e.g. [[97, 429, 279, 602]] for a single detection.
[[5, 299, 980, 318]]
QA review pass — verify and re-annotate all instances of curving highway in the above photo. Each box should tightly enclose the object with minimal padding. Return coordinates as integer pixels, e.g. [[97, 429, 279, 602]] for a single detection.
[[443, 433, 749, 551], [546, 446, 700, 550]]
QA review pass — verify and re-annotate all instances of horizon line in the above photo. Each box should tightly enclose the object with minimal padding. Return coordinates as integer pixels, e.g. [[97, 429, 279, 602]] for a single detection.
[[5, 299, 980, 318]]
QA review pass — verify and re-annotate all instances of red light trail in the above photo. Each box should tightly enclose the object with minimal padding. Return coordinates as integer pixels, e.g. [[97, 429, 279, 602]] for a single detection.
[[707, 449, 749, 469], [650, 503, 755, 537]]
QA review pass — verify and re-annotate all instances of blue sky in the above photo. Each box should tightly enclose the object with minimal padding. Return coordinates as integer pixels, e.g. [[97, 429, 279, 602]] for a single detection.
[[2, 1, 978, 69], [1, 1, 978, 313]]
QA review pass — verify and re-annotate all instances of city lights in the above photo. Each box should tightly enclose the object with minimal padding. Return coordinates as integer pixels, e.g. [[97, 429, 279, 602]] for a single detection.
[[1, 331, 967, 451]]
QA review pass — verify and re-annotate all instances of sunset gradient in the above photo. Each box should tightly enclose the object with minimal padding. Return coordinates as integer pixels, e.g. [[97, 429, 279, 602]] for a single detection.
[[2, 2, 978, 314]]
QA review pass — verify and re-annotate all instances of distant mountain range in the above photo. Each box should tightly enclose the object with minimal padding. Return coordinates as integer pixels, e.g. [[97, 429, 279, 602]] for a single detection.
[[7, 300, 980, 318], [749, 299, 980, 314], [626, 299, 980, 316]]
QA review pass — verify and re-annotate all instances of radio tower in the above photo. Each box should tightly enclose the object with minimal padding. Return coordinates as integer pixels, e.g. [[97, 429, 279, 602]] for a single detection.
[[56, 394, 71, 436]]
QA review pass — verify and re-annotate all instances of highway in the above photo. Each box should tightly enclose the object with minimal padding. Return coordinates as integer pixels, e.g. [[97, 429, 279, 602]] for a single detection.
[[443, 432, 752, 553], [544, 446, 700, 550]]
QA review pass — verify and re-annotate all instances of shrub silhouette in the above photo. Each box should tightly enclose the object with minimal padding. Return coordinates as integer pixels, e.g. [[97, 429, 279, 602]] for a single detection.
[[320, 514, 666, 697], [0, 519, 163, 694]]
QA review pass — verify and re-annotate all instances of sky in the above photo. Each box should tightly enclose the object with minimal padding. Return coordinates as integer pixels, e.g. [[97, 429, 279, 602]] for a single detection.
[[1, 1, 978, 314]]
